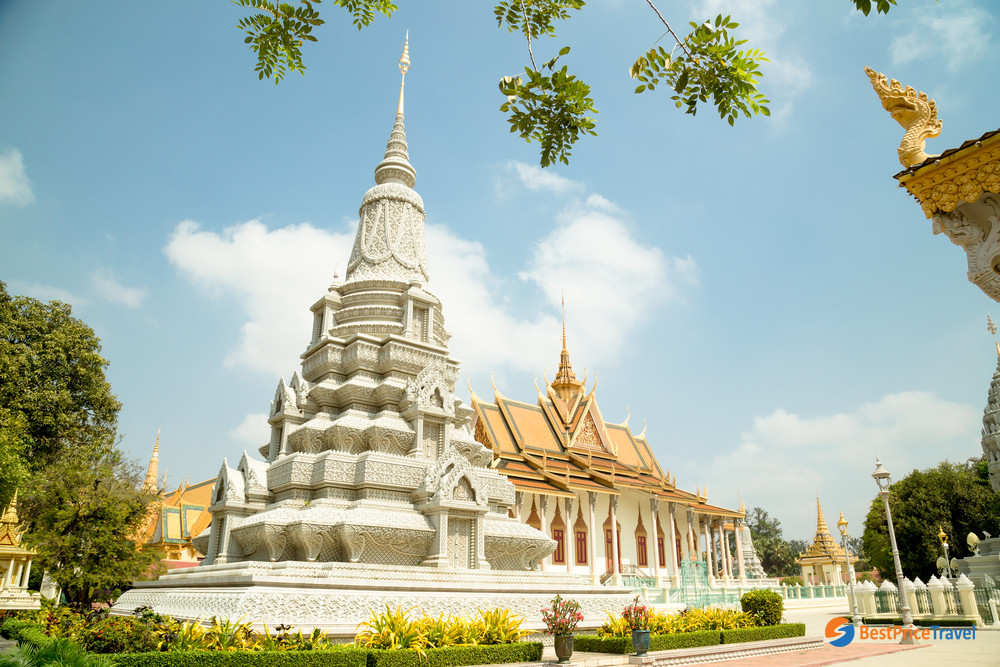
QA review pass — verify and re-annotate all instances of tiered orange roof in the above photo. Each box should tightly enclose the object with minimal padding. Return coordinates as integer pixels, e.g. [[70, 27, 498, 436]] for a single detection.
[[471, 326, 742, 519]]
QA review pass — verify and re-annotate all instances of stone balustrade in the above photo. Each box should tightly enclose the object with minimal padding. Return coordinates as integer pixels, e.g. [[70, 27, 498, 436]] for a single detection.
[[853, 573, 1000, 626]]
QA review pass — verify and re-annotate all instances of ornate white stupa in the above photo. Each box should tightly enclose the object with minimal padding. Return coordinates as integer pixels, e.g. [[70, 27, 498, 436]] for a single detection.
[[113, 37, 629, 633]]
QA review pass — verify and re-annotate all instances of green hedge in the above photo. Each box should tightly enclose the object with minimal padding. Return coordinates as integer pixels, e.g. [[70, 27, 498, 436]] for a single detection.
[[574, 631, 720, 654], [572, 635, 632, 654], [0, 618, 44, 641], [575, 625, 805, 655], [649, 631, 720, 651], [861, 617, 977, 627], [107, 644, 542, 667], [109, 650, 368, 667], [365, 642, 542, 667], [720, 624, 805, 644]]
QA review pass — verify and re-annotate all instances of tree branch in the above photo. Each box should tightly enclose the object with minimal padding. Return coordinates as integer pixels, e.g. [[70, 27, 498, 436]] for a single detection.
[[519, 0, 538, 70], [644, 0, 692, 59]]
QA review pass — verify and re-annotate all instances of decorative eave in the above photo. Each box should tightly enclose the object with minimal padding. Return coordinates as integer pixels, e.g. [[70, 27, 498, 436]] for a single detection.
[[895, 129, 1000, 218]]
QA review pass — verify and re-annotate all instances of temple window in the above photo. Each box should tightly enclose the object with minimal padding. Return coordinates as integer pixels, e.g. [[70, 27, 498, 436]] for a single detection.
[[553, 529, 565, 564], [634, 504, 648, 568], [656, 516, 666, 567], [551, 503, 566, 564], [573, 503, 588, 565]]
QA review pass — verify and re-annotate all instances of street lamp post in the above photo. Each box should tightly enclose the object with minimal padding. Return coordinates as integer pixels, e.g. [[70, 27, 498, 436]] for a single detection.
[[937, 527, 952, 579], [837, 512, 862, 627], [872, 457, 916, 644]]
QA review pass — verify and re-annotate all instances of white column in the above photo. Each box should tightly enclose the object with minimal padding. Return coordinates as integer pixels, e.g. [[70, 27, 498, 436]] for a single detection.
[[703, 519, 715, 583], [19, 558, 32, 589], [2, 559, 14, 589], [649, 497, 661, 586], [588, 492, 598, 584], [687, 509, 697, 560], [668, 503, 679, 587], [539, 495, 549, 572], [565, 496, 575, 574], [610, 495, 621, 585], [721, 524, 732, 580], [734, 521, 746, 582]]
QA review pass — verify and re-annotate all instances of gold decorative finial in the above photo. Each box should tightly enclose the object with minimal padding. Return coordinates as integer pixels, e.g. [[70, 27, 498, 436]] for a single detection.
[[865, 66, 942, 168], [397, 31, 410, 116], [989, 312, 999, 356]]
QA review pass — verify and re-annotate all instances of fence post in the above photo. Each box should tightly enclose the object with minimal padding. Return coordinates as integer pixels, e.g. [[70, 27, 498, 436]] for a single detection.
[[927, 575, 947, 618], [903, 577, 919, 617], [856, 581, 876, 617], [955, 574, 982, 625]]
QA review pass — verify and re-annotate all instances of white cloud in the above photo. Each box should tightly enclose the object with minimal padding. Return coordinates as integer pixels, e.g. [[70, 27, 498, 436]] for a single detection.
[[505, 160, 584, 195], [229, 412, 269, 449], [164, 219, 354, 377], [0, 148, 35, 207], [91, 268, 147, 308], [5, 280, 83, 305], [164, 180, 695, 400], [688, 391, 980, 539], [890, 4, 993, 71]]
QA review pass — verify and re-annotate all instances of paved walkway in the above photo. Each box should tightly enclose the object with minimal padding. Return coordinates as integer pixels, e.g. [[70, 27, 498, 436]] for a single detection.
[[692, 605, 1000, 666]]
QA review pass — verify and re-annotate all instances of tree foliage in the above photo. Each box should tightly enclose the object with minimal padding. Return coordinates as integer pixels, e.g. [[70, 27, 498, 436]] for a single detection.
[[861, 457, 1000, 583], [0, 281, 121, 508], [19, 443, 161, 606], [0, 281, 160, 604], [746, 506, 798, 577], [234, 0, 900, 166]]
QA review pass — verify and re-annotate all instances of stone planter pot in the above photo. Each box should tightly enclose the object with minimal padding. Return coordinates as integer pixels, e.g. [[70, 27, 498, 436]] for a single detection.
[[554, 634, 574, 664], [631, 629, 651, 656]]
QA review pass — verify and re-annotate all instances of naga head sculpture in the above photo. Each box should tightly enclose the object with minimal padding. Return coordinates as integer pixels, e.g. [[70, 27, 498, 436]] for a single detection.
[[865, 66, 943, 168]]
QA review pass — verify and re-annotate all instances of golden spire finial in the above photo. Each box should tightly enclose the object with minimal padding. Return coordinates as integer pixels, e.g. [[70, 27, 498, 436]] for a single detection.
[[561, 291, 567, 351], [989, 312, 999, 356], [552, 293, 581, 398], [143, 426, 161, 493], [397, 31, 410, 116]]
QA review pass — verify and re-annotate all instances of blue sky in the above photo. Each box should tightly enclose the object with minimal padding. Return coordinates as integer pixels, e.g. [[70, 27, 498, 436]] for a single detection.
[[2, 0, 998, 540]]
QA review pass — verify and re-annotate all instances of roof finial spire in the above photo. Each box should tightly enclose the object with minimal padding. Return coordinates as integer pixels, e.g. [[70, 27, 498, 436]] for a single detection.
[[373, 32, 416, 188], [561, 291, 567, 351], [989, 312, 999, 356], [552, 293, 582, 400], [143, 426, 161, 493], [397, 31, 410, 116]]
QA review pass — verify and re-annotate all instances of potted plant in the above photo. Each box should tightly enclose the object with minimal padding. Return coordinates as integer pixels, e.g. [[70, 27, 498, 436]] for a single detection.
[[541, 594, 584, 664], [622, 596, 651, 656]]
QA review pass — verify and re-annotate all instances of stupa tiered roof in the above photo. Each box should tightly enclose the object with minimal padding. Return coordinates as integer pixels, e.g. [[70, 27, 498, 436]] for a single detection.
[[471, 324, 741, 519], [795, 497, 857, 567]]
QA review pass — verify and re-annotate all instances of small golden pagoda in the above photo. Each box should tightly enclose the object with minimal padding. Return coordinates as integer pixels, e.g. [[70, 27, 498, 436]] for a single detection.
[[795, 497, 857, 585], [471, 312, 746, 586], [135, 430, 215, 572], [0, 494, 40, 610]]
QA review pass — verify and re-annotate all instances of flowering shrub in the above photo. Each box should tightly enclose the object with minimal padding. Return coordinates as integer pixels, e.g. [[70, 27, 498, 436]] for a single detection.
[[621, 596, 650, 631], [540, 595, 583, 635], [598, 606, 754, 637]]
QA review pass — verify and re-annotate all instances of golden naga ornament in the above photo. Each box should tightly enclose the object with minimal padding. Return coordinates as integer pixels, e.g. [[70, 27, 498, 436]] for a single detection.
[[865, 66, 942, 168]]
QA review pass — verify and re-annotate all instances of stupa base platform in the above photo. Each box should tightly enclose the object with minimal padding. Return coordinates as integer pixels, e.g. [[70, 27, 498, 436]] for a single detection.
[[112, 560, 633, 635]]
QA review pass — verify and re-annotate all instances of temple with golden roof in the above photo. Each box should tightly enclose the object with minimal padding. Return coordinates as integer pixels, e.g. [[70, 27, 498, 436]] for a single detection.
[[0, 494, 40, 610], [794, 498, 857, 585], [136, 431, 215, 571], [471, 317, 748, 587]]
